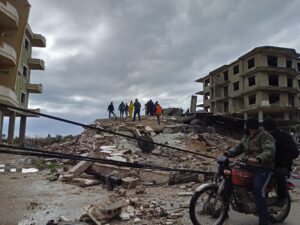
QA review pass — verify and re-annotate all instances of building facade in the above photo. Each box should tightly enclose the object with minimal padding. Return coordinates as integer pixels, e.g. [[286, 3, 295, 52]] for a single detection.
[[0, 0, 45, 144], [196, 46, 300, 121]]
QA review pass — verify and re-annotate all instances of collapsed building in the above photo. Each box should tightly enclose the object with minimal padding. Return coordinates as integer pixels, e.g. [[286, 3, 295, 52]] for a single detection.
[[0, 0, 46, 144], [196, 46, 300, 123]]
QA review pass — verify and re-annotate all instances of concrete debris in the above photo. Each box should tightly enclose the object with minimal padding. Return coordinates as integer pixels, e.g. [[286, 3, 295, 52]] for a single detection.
[[80, 198, 125, 225], [34, 115, 244, 224]]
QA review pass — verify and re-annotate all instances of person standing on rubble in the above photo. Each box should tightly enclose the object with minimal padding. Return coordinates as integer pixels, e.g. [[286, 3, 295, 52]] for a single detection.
[[129, 100, 134, 118], [118, 101, 126, 119], [149, 99, 155, 116], [133, 99, 141, 122], [124, 103, 129, 118], [155, 101, 163, 125], [107, 102, 117, 118]]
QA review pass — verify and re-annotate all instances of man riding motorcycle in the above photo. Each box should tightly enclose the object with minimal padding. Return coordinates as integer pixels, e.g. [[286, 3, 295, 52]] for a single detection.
[[225, 117, 275, 225]]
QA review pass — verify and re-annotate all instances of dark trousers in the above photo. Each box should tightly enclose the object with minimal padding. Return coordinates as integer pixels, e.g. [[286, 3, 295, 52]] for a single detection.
[[109, 111, 116, 118], [274, 167, 289, 200], [120, 111, 124, 119], [157, 115, 160, 125], [133, 110, 141, 121], [248, 167, 273, 225]]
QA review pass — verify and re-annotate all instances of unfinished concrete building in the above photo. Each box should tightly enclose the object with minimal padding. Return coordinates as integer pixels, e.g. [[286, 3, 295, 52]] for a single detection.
[[196, 46, 300, 121], [0, 0, 46, 144]]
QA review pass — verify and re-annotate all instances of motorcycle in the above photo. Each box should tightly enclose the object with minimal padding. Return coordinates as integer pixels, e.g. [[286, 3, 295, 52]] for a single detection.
[[189, 155, 293, 225]]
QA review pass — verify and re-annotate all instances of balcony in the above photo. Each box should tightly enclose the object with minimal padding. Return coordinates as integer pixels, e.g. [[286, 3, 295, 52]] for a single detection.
[[28, 58, 45, 70], [31, 34, 46, 47], [26, 84, 43, 94], [0, 42, 16, 66], [26, 25, 46, 47], [0, 1, 19, 29], [0, 84, 18, 106]]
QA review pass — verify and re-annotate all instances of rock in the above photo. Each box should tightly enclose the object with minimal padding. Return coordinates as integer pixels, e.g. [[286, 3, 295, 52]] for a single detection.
[[152, 149, 161, 155], [119, 212, 130, 221], [122, 177, 140, 189], [135, 185, 145, 194], [134, 217, 141, 223]]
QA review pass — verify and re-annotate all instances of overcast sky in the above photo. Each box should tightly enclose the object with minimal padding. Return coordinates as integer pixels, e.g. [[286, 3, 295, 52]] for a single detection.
[[15, 0, 300, 137]]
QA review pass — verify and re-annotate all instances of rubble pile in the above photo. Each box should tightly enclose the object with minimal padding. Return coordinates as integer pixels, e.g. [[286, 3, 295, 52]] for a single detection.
[[38, 116, 240, 224]]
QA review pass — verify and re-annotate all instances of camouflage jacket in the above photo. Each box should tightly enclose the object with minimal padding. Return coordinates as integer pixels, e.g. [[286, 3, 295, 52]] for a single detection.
[[226, 128, 275, 168]]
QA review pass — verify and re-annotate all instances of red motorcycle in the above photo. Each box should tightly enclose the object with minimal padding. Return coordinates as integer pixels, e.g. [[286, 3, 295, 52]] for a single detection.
[[189, 155, 293, 225]]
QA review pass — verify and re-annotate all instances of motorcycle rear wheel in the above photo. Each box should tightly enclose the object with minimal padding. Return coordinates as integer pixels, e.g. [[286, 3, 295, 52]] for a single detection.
[[189, 185, 228, 225], [269, 192, 291, 223]]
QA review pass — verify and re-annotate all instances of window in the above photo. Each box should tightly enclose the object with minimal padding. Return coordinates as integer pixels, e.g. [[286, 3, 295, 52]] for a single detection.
[[269, 74, 279, 86], [22, 65, 28, 77], [24, 38, 30, 51], [248, 76, 256, 86], [21, 92, 26, 104], [298, 63, 300, 71], [204, 106, 210, 112], [287, 78, 293, 88], [223, 86, 228, 97], [267, 55, 278, 67], [269, 93, 280, 105], [223, 70, 228, 81], [298, 80, 300, 89], [233, 64, 239, 75], [248, 94, 256, 105], [204, 79, 210, 87], [224, 102, 229, 113], [248, 58, 255, 69], [286, 60, 292, 68], [233, 81, 239, 91], [204, 92, 210, 100], [288, 94, 294, 106]]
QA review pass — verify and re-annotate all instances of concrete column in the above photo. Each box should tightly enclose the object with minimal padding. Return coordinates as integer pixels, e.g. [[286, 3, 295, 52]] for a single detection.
[[284, 112, 289, 120], [7, 111, 16, 144], [243, 112, 248, 120], [19, 116, 27, 144], [190, 95, 197, 113], [258, 110, 263, 122], [0, 110, 3, 143]]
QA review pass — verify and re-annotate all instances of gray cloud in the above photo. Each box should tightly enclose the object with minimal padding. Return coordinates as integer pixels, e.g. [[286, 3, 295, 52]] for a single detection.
[[20, 0, 300, 136]]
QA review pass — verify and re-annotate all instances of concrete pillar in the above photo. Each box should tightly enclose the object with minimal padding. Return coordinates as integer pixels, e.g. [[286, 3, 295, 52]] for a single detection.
[[19, 116, 27, 144], [7, 111, 16, 144], [284, 112, 289, 120], [258, 110, 263, 122], [243, 112, 248, 120], [190, 95, 197, 113], [0, 110, 3, 143]]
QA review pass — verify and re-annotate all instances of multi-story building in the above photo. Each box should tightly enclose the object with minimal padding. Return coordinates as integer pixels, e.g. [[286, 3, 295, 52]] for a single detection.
[[196, 46, 300, 121], [0, 0, 45, 144]]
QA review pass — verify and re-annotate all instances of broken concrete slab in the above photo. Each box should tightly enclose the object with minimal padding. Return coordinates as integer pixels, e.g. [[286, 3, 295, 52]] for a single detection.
[[139, 169, 170, 184], [69, 161, 94, 177]]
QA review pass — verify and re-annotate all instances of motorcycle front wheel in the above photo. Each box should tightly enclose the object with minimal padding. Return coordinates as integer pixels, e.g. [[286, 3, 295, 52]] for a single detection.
[[189, 184, 228, 225]]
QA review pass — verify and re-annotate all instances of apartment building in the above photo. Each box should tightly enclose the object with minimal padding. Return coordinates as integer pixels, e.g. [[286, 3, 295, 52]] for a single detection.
[[196, 46, 300, 122], [0, 0, 45, 144]]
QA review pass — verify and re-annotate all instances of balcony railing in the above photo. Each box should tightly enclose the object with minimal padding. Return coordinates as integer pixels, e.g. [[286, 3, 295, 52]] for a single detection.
[[28, 58, 45, 70], [26, 84, 43, 94], [0, 1, 19, 28], [0, 42, 17, 66]]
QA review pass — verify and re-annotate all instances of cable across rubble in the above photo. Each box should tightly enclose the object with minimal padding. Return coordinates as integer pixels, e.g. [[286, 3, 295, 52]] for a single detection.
[[0, 144, 214, 175], [0, 102, 215, 159]]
